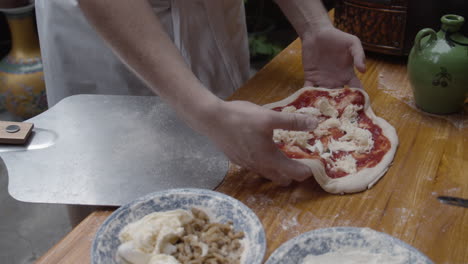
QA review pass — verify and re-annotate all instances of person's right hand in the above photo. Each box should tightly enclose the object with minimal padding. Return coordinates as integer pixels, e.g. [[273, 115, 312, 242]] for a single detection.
[[191, 100, 318, 186], [301, 26, 366, 88]]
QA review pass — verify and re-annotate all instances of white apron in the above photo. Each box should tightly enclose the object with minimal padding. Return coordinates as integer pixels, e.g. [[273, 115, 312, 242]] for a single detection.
[[35, 0, 250, 106]]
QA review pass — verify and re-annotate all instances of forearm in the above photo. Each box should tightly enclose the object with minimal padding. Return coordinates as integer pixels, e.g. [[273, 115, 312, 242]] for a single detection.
[[275, 0, 332, 38], [79, 0, 318, 185], [78, 0, 220, 121]]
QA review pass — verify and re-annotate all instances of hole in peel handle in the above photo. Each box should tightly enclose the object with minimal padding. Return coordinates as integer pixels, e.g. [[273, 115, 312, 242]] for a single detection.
[[414, 28, 437, 52], [0, 127, 58, 153], [0, 121, 34, 145]]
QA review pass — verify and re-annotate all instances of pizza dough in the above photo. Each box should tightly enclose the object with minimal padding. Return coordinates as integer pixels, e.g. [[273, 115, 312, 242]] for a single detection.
[[264, 87, 398, 194]]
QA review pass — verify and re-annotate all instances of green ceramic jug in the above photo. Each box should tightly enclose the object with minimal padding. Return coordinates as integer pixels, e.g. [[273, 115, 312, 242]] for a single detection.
[[408, 14, 468, 114]]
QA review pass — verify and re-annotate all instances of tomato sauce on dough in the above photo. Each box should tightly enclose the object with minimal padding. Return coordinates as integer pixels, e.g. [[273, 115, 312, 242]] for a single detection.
[[273, 89, 391, 179]]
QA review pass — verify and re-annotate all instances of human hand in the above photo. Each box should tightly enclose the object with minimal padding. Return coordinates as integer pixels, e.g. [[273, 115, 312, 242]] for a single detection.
[[194, 100, 318, 186], [301, 26, 366, 88]]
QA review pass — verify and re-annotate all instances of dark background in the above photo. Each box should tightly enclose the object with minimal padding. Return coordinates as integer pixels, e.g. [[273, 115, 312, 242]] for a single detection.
[[0, 14, 9, 58], [0, 1, 336, 62], [1, 0, 465, 61]]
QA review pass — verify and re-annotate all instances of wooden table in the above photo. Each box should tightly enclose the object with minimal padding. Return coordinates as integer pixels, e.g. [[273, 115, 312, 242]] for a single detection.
[[37, 39, 467, 264]]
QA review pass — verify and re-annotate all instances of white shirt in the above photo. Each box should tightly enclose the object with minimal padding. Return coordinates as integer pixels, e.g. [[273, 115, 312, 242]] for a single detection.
[[35, 0, 250, 106]]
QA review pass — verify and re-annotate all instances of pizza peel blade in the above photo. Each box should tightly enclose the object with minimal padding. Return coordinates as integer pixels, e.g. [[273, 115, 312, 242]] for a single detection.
[[0, 95, 228, 206]]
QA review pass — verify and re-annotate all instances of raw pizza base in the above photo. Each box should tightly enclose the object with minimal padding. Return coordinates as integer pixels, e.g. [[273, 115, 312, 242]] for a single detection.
[[264, 87, 399, 194]]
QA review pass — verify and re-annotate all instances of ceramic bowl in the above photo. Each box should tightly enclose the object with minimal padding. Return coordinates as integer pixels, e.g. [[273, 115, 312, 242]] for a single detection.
[[265, 227, 433, 264], [91, 188, 266, 264]]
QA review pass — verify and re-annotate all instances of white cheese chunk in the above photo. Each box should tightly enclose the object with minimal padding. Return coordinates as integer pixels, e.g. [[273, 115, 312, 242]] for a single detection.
[[305, 140, 324, 154], [281, 105, 297, 113], [340, 119, 374, 153], [331, 154, 357, 174], [328, 138, 359, 153], [148, 254, 181, 264], [336, 93, 359, 111], [329, 90, 341, 97], [321, 151, 332, 159], [341, 104, 363, 121], [117, 209, 193, 264], [296, 107, 321, 116], [314, 118, 341, 137], [273, 129, 313, 148], [315, 98, 339, 118]]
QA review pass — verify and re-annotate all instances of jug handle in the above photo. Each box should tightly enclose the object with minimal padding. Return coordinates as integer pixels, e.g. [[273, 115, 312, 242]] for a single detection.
[[415, 28, 437, 52]]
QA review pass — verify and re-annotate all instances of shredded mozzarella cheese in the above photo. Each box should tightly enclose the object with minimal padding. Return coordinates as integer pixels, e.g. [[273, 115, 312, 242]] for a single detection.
[[273, 129, 313, 148], [331, 154, 357, 174], [281, 106, 297, 113], [315, 98, 338, 118]]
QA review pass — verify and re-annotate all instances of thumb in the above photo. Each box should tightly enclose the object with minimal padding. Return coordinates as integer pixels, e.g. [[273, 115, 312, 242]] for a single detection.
[[350, 37, 366, 73], [348, 75, 363, 89], [267, 147, 313, 183], [277, 154, 313, 182], [270, 111, 318, 131]]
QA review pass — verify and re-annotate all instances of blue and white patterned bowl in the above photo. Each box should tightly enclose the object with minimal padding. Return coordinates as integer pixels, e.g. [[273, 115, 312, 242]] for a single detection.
[[91, 188, 266, 264], [266, 227, 433, 264]]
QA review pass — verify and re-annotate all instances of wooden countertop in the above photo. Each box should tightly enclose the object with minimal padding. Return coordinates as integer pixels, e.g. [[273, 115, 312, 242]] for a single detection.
[[36, 39, 467, 264]]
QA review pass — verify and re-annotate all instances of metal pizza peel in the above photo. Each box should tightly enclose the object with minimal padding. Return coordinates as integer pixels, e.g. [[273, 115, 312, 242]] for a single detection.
[[0, 95, 229, 206]]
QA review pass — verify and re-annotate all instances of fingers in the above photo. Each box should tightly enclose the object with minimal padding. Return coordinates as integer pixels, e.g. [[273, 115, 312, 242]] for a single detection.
[[304, 80, 315, 87], [348, 75, 363, 88], [349, 37, 366, 73], [276, 155, 313, 182], [304, 78, 341, 89], [265, 168, 292, 186], [270, 111, 318, 131], [262, 148, 313, 185]]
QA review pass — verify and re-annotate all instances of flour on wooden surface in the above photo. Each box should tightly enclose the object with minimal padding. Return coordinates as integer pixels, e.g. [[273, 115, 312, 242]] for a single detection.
[[377, 70, 466, 129]]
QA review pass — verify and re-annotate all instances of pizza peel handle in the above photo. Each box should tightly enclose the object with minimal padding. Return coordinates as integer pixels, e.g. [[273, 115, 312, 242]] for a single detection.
[[0, 121, 34, 145]]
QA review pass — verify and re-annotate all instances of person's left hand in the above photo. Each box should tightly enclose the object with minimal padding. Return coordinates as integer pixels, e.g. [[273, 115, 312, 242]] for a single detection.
[[301, 26, 366, 88]]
